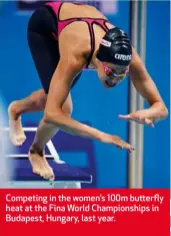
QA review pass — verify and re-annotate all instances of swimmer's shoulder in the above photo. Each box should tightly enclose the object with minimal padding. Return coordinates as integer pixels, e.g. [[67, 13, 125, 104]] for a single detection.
[[62, 2, 108, 21], [59, 21, 92, 57]]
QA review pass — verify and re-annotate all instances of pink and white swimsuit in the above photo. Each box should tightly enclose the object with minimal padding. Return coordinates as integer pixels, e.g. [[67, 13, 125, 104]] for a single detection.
[[45, 1, 109, 67]]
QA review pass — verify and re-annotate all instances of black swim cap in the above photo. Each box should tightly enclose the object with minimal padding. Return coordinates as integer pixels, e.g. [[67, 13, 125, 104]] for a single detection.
[[96, 27, 132, 66]]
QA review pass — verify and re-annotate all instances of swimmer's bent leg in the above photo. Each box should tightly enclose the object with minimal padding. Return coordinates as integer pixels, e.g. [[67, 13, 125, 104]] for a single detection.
[[30, 93, 73, 155], [29, 93, 73, 181], [8, 89, 47, 146], [8, 6, 59, 147], [8, 89, 47, 120]]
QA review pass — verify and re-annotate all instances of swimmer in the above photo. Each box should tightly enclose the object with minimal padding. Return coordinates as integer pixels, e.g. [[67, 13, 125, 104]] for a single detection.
[[8, 2, 168, 180]]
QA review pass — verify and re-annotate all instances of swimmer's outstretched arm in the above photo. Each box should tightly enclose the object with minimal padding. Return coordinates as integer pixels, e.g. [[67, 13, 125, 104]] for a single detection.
[[44, 54, 134, 152], [119, 48, 168, 126]]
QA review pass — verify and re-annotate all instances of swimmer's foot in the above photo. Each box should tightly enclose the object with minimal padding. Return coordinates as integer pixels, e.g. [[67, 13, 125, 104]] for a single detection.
[[8, 101, 26, 146], [28, 149, 55, 181]]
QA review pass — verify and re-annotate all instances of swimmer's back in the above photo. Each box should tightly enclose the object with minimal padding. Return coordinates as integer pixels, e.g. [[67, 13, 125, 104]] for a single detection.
[[45, 1, 114, 65], [59, 2, 107, 20]]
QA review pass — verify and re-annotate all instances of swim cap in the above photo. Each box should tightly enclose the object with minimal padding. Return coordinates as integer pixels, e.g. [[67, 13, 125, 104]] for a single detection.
[[96, 27, 132, 66]]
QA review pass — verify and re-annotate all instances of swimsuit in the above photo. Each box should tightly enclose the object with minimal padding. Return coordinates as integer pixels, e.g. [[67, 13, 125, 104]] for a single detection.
[[27, 2, 109, 93]]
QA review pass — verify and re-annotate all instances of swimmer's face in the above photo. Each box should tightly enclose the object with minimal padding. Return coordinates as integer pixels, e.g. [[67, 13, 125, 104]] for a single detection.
[[97, 62, 129, 89]]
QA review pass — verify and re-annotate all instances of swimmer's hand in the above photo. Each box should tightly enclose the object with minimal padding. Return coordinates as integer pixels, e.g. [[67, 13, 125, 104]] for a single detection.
[[103, 134, 135, 153], [118, 109, 154, 127]]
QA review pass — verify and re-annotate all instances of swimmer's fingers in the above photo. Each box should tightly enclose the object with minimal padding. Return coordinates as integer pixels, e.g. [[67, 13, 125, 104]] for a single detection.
[[119, 114, 154, 127], [118, 114, 131, 120], [102, 134, 135, 153], [111, 136, 135, 153], [131, 117, 154, 127], [144, 118, 155, 127]]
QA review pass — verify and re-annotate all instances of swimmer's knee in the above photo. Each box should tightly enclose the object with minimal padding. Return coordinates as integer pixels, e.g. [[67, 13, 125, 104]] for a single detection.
[[62, 102, 73, 116], [29, 90, 47, 110], [38, 95, 47, 110], [62, 94, 73, 116]]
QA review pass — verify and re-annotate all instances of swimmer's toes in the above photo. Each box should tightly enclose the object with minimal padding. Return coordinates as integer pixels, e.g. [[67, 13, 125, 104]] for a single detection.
[[33, 168, 54, 181], [42, 170, 49, 180], [17, 134, 26, 145], [44, 169, 55, 181], [10, 136, 20, 146], [32, 168, 41, 176], [49, 169, 55, 181], [10, 134, 26, 146], [9, 124, 26, 146], [50, 173, 55, 182]]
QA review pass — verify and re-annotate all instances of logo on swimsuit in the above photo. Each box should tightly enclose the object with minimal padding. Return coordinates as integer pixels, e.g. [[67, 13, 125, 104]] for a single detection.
[[115, 54, 132, 61]]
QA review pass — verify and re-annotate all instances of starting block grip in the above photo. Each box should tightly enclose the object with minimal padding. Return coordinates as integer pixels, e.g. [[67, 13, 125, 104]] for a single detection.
[[7, 158, 92, 183]]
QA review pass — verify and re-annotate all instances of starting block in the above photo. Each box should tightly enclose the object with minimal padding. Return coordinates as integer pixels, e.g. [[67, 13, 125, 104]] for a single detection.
[[4, 127, 92, 189]]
